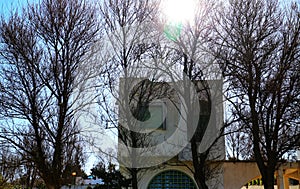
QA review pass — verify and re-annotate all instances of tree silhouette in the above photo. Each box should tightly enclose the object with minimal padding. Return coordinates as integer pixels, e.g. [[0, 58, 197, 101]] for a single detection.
[[0, 0, 99, 188], [212, 0, 300, 188]]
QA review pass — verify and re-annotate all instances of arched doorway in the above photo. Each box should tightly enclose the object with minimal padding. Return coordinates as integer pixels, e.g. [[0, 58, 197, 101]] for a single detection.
[[147, 170, 197, 189]]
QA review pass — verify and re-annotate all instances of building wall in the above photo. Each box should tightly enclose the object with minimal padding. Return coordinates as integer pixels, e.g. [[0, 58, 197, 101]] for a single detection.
[[118, 78, 225, 188]]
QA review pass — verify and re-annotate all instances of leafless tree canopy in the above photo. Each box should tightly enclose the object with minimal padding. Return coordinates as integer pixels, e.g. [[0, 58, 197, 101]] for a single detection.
[[212, 0, 300, 188], [97, 0, 161, 188], [0, 0, 99, 188]]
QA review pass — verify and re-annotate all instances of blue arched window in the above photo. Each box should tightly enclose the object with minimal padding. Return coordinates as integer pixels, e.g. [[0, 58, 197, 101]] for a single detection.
[[147, 170, 197, 189]]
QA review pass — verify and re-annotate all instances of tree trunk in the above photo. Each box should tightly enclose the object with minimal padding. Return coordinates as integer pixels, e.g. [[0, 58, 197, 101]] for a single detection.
[[131, 168, 138, 189], [252, 118, 276, 189], [40, 171, 62, 189], [260, 167, 276, 189], [194, 169, 208, 189], [253, 146, 277, 189], [44, 180, 61, 189], [44, 182, 58, 189], [191, 137, 209, 189]]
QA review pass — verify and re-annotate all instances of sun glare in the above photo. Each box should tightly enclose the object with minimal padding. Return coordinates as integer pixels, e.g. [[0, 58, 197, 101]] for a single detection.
[[161, 0, 196, 24]]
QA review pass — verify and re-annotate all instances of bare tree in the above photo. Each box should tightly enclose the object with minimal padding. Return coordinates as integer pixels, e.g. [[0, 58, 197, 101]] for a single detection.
[[0, 0, 99, 188], [212, 0, 300, 188], [97, 1, 160, 188], [225, 123, 254, 160], [154, 1, 225, 188], [17, 161, 39, 189], [0, 142, 45, 188], [0, 144, 22, 186]]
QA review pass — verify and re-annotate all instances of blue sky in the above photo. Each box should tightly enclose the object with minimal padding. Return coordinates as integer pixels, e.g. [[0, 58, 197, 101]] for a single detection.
[[0, 0, 35, 16]]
